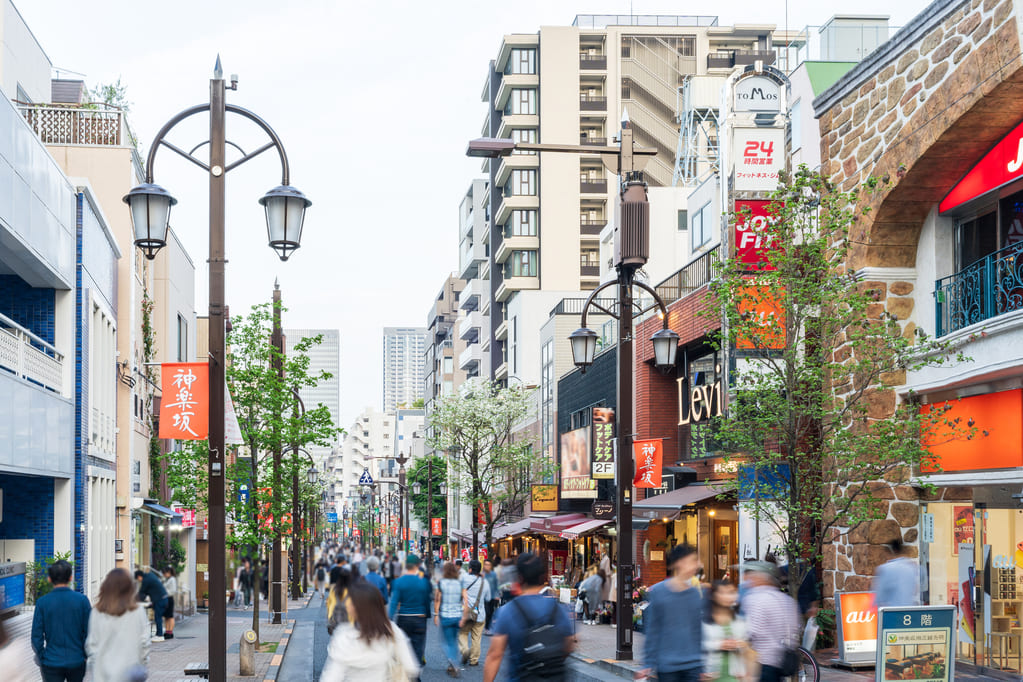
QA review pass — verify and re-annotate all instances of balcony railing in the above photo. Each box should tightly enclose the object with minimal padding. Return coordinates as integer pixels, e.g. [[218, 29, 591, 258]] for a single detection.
[[735, 50, 776, 65], [580, 136, 607, 146], [707, 52, 734, 68], [935, 241, 1023, 337], [580, 178, 608, 194], [581, 218, 606, 235], [655, 245, 719, 305], [0, 312, 63, 393], [19, 104, 131, 146], [550, 297, 618, 317], [581, 264, 601, 277], [579, 54, 607, 69], [580, 95, 607, 111]]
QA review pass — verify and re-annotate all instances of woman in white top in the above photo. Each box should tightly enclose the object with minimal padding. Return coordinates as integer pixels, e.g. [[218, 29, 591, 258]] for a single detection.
[[433, 562, 464, 677], [322, 580, 420, 681], [703, 580, 753, 682], [161, 566, 178, 639], [86, 568, 150, 682]]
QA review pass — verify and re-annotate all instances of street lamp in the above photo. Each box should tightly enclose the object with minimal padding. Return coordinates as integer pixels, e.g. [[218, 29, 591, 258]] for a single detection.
[[125, 58, 309, 682], [415, 457, 447, 572], [467, 112, 671, 662]]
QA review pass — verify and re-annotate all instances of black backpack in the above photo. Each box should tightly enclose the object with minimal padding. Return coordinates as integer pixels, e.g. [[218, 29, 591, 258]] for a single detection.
[[513, 597, 566, 680], [316, 566, 326, 581]]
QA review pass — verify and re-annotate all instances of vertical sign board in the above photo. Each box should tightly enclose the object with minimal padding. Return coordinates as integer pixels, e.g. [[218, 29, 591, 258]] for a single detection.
[[591, 407, 615, 479], [732, 127, 785, 193], [835, 592, 879, 666], [431, 517, 444, 537], [560, 427, 596, 499], [0, 562, 25, 613], [875, 605, 956, 682]]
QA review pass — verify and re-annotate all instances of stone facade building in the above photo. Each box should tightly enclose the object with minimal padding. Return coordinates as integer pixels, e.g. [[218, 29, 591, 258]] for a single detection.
[[816, 0, 1023, 673]]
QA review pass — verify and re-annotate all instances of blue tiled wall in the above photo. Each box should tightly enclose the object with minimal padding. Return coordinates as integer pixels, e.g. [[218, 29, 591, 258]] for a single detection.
[[74, 193, 87, 590], [0, 473, 54, 562], [0, 275, 56, 344]]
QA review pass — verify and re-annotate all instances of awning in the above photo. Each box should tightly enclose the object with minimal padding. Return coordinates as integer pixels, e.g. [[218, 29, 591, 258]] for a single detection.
[[138, 502, 181, 519], [560, 519, 611, 540], [493, 517, 534, 540], [633, 484, 722, 511], [528, 513, 587, 534]]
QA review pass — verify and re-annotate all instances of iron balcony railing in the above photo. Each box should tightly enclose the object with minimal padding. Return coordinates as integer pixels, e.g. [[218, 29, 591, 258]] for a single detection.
[[655, 245, 719, 305], [935, 240, 1023, 337], [550, 298, 618, 317]]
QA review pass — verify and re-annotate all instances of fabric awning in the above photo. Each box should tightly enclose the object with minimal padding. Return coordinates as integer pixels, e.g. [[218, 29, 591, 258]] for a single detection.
[[560, 519, 611, 540], [493, 518, 534, 540], [528, 513, 587, 534], [138, 502, 181, 519], [632, 484, 722, 511]]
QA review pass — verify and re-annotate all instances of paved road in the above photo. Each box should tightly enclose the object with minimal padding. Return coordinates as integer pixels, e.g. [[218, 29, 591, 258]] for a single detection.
[[277, 589, 495, 681]]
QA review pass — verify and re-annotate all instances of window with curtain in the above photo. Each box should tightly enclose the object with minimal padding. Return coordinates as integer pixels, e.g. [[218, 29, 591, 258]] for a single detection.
[[510, 210, 537, 236]]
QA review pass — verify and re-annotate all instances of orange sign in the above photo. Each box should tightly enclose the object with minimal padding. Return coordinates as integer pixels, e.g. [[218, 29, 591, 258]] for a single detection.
[[735, 283, 785, 350], [159, 362, 209, 440], [836, 592, 878, 662], [431, 517, 443, 537], [633, 439, 663, 488], [920, 389, 1022, 473]]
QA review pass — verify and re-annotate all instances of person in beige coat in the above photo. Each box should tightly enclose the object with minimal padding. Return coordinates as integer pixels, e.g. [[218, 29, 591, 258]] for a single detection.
[[86, 568, 150, 682]]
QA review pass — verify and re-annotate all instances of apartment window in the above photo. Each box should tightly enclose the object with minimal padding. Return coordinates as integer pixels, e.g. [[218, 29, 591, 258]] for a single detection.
[[508, 169, 536, 196], [506, 89, 536, 115], [443, 357, 453, 374], [677, 210, 688, 231], [177, 314, 188, 362], [509, 250, 537, 277], [511, 128, 537, 154], [691, 201, 713, 250], [679, 36, 696, 57], [506, 48, 537, 75], [509, 210, 537, 236]]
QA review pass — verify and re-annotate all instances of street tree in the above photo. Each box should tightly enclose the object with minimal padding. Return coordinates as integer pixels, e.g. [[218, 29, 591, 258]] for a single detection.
[[709, 166, 966, 606], [427, 379, 547, 559], [408, 454, 448, 546]]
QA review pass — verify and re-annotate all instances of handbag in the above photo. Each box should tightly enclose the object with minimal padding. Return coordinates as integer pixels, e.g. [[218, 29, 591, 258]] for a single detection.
[[387, 637, 406, 681], [462, 577, 483, 622]]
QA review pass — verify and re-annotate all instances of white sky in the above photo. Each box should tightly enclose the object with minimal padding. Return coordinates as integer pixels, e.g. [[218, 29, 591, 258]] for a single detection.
[[17, 0, 931, 427]]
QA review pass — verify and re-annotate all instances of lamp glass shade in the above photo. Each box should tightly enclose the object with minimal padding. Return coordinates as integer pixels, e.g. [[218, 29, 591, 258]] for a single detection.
[[651, 328, 680, 369], [568, 327, 599, 368], [123, 183, 176, 260], [307, 465, 318, 484], [413, 482, 422, 495], [439, 482, 447, 495], [260, 185, 311, 261]]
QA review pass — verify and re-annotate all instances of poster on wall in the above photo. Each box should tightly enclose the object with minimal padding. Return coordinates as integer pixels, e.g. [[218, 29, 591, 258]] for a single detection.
[[958, 543, 975, 645], [952, 506, 973, 555], [732, 127, 785, 193], [591, 407, 615, 479], [560, 427, 596, 499]]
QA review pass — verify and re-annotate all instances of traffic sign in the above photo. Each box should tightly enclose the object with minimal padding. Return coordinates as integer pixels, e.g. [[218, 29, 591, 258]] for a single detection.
[[326, 511, 338, 523], [358, 468, 374, 485]]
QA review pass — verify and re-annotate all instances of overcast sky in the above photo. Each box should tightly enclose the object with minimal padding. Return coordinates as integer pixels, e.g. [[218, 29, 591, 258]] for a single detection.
[[18, 0, 930, 427]]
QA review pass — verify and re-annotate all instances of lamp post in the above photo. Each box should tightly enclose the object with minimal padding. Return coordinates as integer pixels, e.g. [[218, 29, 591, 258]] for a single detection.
[[289, 442, 318, 599], [395, 452, 410, 552], [468, 114, 678, 661], [414, 457, 446, 573], [125, 58, 309, 681]]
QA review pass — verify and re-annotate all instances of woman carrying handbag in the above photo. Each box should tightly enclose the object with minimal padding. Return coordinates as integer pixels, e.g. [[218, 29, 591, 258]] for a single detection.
[[86, 569, 150, 682]]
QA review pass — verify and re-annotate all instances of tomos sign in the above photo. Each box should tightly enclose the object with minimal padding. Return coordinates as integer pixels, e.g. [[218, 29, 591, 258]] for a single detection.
[[734, 76, 781, 112]]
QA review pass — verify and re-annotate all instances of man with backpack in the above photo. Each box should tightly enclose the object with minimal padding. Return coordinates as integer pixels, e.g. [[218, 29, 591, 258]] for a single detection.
[[484, 552, 573, 682]]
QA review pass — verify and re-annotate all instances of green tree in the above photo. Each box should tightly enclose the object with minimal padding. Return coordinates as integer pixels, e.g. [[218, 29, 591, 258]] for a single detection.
[[708, 166, 966, 603], [408, 454, 447, 542], [427, 379, 547, 558]]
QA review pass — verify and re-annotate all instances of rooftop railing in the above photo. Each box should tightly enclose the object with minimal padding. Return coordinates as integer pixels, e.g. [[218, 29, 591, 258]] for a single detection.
[[655, 245, 719, 305]]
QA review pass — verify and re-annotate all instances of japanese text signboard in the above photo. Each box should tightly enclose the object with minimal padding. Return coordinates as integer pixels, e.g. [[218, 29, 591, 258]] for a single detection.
[[591, 407, 615, 479], [560, 427, 596, 499], [431, 517, 443, 537], [875, 605, 956, 682], [836, 592, 878, 665], [732, 127, 784, 193], [633, 439, 663, 488], [159, 362, 209, 440], [734, 200, 778, 271]]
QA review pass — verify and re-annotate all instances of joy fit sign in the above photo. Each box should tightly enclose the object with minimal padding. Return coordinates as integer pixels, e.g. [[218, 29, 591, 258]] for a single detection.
[[734, 200, 779, 271], [835, 591, 879, 666], [941, 116, 1023, 213]]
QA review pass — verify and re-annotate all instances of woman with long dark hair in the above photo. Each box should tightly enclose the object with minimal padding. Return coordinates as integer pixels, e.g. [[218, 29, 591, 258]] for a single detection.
[[321, 580, 420, 681], [86, 568, 150, 681], [703, 580, 752, 682]]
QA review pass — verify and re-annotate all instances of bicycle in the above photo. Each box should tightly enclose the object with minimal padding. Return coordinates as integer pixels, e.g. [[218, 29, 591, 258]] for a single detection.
[[794, 645, 821, 682]]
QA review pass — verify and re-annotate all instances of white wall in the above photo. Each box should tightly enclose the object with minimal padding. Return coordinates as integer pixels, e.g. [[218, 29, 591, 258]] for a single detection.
[[0, 1, 51, 104]]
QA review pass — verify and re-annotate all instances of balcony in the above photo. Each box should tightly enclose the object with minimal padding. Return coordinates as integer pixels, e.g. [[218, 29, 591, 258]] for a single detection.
[[581, 218, 607, 235], [496, 276, 539, 302], [579, 54, 607, 70], [0, 313, 64, 393], [495, 194, 539, 227], [550, 297, 617, 316], [580, 95, 607, 112], [495, 318, 509, 341], [580, 178, 608, 194], [735, 50, 776, 66], [707, 52, 735, 69], [459, 310, 484, 343], [935, 241, 1023, 337], [460, 278, 482, 312], [496, 234, 539, 263], [580, 136, 607, 147], [655, 245, 719, 305], [495, 153, 539, 187], [581, 265, 601, 278], [19, 104, 144, 175], [458, 344, 483, 373]]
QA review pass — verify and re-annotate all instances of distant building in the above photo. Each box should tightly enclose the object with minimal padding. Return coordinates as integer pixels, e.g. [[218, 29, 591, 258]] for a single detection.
[[382, 327, 426, 412], [285, 328, 341, 468]]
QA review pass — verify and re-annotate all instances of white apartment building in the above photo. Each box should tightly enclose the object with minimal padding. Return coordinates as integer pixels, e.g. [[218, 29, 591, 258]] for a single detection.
[[338, 407, 395, 509], [456, 180, 490, 380], [285, 328, 341, 468], [382, 327, 426, 412]]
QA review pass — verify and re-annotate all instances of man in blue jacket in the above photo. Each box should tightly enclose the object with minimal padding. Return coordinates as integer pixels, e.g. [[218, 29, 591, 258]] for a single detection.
[[364, 555, 389, 599], [31, 559, 91, 682], [640, 544, 704, 682], [135, 568, 169, 641], [389, 554, 433, 668]]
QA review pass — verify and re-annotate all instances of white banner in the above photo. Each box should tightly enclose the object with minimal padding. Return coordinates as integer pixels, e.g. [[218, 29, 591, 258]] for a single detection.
[[732, 127, 784, 193], [224, 380, 244, 445]]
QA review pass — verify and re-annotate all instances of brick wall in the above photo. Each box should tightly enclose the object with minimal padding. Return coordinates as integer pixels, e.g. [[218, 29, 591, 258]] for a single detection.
[[0, 274, 56, 343], [0, 473, 55, 562]]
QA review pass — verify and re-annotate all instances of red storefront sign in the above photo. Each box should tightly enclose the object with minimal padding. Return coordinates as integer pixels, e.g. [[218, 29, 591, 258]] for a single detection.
[[941, 117, 1023, 213], [734, 200, 778, 270], [920, 389, 1023, 472], [633, 439, 663, 488], [431, 517, 443, 537], [172, 506, 196, 528], [159, 362, 209, 440]]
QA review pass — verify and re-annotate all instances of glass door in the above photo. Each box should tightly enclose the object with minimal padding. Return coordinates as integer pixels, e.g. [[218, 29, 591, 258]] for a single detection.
[[977, 505, 1023, 674]]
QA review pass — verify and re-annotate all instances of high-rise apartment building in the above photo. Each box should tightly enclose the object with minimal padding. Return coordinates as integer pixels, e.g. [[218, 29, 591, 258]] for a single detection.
[[456, 180, 490, 380], [425, 276, 466, 408], [338, 407, 395, 506], [382, 327, 426, 412], [285, 328, 341, 467], [478, 15, 780, 384]]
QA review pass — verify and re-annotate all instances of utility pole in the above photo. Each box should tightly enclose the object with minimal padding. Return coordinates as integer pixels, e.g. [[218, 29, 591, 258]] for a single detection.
[[270, 282, 284, 624]]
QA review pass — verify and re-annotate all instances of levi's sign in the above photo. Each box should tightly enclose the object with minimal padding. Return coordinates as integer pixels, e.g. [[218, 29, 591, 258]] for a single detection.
[[941, 116, 1023, 213], [678, 363, 724, 426]]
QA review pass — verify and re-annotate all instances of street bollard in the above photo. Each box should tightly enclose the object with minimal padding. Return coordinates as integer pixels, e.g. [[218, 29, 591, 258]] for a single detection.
[[239, 629, 257, 676]]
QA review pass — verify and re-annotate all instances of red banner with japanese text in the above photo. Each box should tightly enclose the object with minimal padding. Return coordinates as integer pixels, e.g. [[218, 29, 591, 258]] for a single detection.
[[633, 439, 663, 488], [431, 518, 443, 537], [159, 362, 209, 440]]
